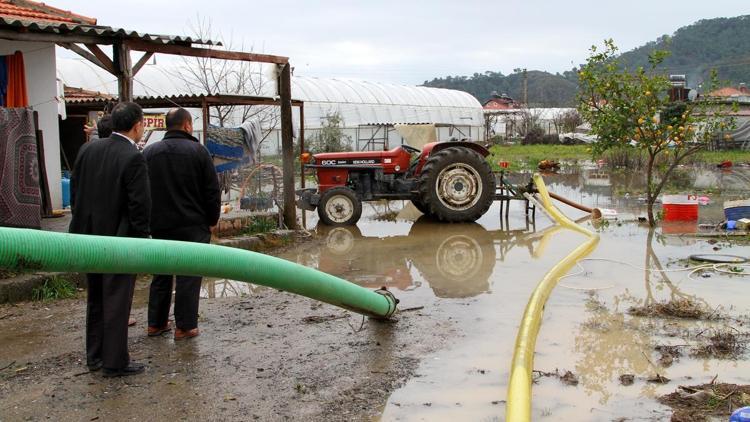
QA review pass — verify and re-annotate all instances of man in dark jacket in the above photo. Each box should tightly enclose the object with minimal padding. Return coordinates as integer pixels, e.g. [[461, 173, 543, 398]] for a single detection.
[[69, 102, 150, 377], [143, 108, 221, 340]]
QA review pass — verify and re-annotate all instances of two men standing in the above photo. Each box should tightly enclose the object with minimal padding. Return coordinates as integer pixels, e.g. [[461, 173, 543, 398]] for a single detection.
[[70, 103, 220, 377]]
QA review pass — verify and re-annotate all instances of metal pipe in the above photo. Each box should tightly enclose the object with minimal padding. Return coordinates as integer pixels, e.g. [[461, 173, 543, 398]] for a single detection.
[[548, 191, 593, 214], [0, 228, 398, 319], [505, 174, 599, 422]]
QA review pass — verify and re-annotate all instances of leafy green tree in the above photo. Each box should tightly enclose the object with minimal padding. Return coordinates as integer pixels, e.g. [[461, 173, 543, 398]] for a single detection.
[[307, 112, 352, 153], [578, 39, 735, 226]]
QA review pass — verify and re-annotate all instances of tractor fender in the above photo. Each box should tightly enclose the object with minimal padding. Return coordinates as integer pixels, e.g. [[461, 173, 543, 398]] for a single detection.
[[415, 141, 490, 175], [425, 141, 490, 157]]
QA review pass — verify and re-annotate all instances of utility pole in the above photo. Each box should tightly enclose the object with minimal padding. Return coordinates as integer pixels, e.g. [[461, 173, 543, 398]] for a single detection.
[[522, 68, 528, 106]]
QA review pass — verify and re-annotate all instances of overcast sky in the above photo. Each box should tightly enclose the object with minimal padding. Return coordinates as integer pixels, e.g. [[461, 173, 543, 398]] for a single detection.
[[54, 0, 748, 85]]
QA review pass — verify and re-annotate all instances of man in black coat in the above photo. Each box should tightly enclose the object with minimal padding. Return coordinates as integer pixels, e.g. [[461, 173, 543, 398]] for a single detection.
[[143, 108, 220, 340], [69, 102, 151, 377]]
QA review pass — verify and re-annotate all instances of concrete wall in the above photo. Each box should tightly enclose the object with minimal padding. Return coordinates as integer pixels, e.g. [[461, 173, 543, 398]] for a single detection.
[[0, 41, 61, 208]]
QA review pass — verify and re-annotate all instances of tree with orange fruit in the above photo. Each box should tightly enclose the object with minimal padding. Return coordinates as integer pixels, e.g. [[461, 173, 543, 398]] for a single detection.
[[578, 39, 736, 226]]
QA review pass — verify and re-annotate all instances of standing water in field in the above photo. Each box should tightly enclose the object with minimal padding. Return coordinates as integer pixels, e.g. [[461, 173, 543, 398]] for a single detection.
[[280, 168, 750, 421]]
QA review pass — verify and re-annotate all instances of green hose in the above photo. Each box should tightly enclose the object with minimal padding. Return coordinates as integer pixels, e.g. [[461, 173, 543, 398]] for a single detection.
[[0, 228, 398, 318]]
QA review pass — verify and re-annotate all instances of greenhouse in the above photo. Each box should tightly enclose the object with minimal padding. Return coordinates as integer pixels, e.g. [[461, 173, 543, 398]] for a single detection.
[[288, 76, 485, 153], [57, 58, 484, 154]]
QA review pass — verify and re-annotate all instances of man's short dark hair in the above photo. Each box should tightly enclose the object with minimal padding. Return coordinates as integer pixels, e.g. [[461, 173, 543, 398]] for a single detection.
[[97, 115, 113, 138], [110, 102, 144, 132], [166, 108, 192, 130]]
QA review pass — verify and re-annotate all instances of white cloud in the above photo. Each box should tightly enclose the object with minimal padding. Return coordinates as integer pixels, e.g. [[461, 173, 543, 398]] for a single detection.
[[51, 0, 750, 85]]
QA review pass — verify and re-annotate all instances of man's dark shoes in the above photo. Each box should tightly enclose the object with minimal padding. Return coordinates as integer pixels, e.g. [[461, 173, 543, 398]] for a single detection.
[[102, 362, 145, 378], [174, 328, 200, 341], [87, 359, 103, 372], [147, 322, 171, 337]]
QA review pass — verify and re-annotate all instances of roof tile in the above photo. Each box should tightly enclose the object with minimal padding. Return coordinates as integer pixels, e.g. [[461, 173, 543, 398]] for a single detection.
[[0, 0, 95, 25]]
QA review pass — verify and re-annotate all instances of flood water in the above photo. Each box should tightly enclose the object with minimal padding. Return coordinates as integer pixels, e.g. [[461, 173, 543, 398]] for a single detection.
[[217, 166, 750, 421]]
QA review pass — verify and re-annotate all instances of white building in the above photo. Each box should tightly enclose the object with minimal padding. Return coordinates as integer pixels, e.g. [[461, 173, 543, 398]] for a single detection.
[[485, 107, 577, 139]]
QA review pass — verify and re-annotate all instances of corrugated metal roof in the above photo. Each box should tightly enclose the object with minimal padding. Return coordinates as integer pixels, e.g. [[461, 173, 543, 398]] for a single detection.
[[0, 15, 219, 46], [65, 93, 300, 108]]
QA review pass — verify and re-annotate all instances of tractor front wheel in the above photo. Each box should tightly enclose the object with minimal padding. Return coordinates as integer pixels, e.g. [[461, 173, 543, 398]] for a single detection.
[[417, 147, 494, 222], [411, 197, 431, 216], [317, 187, 362, 226]]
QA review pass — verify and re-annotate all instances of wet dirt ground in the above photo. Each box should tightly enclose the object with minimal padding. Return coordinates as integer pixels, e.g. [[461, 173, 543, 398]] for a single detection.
[[2, 166, 750, 421]]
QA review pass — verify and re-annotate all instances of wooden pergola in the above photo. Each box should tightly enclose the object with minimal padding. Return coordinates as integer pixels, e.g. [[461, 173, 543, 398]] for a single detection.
[[0, 18, 299, 228]]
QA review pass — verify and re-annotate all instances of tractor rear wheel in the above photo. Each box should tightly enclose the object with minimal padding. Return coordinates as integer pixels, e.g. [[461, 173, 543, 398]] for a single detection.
[[417, 147, 494, 222], [317, 187, 362, 226]]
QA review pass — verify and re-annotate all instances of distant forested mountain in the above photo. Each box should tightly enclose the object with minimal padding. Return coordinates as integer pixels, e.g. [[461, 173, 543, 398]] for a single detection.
[[618, 15, 750, 89], [423, 14, 750, 105], [422, 70, 578, 107]]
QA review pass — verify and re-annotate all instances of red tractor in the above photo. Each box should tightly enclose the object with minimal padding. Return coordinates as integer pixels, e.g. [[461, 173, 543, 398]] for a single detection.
[[297, 141, 496, 226]]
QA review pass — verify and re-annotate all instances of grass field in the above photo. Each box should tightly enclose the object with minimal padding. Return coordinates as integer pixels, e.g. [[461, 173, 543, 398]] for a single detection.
[[487, 145, 590, 171], [486, 144, 750, 171]]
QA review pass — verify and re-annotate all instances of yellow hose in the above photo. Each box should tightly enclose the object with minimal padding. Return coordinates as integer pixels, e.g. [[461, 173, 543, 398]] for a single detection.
[[505, 174, 600, 421]]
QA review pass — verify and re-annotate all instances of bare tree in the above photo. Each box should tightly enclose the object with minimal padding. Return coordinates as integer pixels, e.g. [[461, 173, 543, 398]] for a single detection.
[[513, 107, 542, 138], [484, 112, 501, 141], [171, 17, 279, 135], [551, 110, 566, 134], [560, 109, 583, 132]]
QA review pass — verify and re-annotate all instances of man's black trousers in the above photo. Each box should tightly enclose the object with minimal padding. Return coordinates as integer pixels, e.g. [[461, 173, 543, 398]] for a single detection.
[[148, 225, 211, 331], [86, 273, 136, 370]]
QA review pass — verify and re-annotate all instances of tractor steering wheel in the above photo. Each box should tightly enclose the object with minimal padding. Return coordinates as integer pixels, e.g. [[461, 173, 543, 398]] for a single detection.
[[400, 144, 421, 154]]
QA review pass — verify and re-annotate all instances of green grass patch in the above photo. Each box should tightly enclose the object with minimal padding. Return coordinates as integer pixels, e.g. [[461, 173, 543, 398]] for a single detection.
[[689, 150, 750, 165], [241, 216, 278, 236], [32, 276, 78, 301], [487, 144, 592, 171]]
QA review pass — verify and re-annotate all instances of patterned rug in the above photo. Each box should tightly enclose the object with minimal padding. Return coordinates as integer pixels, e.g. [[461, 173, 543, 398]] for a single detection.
[[0, 107, 40, 228]]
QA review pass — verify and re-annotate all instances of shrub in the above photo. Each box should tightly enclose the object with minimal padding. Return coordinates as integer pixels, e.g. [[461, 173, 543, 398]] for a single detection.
[[32, 276, 77, 301]]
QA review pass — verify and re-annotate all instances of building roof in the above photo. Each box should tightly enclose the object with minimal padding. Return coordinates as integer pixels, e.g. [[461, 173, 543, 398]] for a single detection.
[[0, 0, 217, 46], [482, 93, 521, 110], [708, 87, 747, 97], [63, 85, 114, 103], [0, 0, 95, 25], [483, 100, 516, 110], [64, 92, 302, 112], [0, 16, 218, 45]]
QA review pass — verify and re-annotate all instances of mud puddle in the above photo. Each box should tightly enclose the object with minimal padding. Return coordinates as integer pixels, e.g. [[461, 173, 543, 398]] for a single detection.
[[287, 171, 750, 421]]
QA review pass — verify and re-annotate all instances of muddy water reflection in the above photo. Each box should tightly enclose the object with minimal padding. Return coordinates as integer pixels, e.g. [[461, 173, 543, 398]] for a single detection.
[[200, 278, 263, 299], [260, 169, 750, 420], [288, 172, 749, 421], [310, 217, 563, 299]]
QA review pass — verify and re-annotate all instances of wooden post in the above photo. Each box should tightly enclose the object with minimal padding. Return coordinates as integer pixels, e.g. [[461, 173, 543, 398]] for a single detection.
[[33, 111, 53, 217], [279, 63, 297, 229], [115, 41, 133, 102], [299, 103, 305, 189], [201, 98, 209, 145], [299, 103, 306, 229]]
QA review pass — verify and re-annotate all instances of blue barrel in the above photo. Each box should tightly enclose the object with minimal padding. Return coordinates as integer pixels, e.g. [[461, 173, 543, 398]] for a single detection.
[[731, 406, 750, 422], [61, 177, 70, 208]]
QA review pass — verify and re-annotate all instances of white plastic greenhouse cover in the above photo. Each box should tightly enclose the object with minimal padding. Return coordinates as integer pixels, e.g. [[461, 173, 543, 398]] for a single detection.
[[56, 57, 483, 129], [293, 76, 483, 129]]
